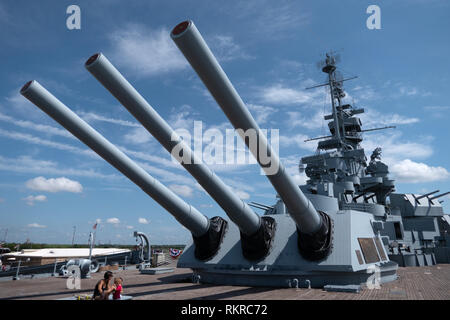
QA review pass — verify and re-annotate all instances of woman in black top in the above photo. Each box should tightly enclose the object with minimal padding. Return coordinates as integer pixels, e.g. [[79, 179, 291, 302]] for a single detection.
[[93, 271, 115, 300]]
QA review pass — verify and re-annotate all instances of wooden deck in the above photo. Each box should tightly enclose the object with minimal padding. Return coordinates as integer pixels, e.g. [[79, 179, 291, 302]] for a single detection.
[[0, 263, 449, 300]]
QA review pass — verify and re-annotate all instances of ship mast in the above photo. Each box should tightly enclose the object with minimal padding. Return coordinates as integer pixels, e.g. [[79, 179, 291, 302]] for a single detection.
[[305, 53, 358, 151], [323, 54, 343, 147], [305, 53, 393, 151]]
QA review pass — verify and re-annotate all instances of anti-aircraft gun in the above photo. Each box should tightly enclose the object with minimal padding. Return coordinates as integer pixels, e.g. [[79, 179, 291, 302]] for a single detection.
[[20, 20, 399, 288], [388, 190, 450, 266], [133, 231, 150, 269]]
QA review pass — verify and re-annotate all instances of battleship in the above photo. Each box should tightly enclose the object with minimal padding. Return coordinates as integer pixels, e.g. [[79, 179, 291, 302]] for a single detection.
[[16, 20, 450, 292]]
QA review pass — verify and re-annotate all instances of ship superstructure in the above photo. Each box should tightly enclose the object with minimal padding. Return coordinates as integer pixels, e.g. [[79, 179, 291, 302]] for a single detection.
[[293, 53, 450, 266]]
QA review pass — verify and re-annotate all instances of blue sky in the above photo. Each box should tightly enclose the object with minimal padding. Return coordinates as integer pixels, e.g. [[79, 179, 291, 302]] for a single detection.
[[1, 0, 449, 245]]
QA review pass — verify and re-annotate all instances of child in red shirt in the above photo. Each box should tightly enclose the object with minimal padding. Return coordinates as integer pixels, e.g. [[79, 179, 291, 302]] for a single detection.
[[112, 277, 123, 300]]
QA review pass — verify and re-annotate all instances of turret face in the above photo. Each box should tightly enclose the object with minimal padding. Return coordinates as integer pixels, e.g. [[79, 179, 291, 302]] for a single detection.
[[171, 20, 333, 260]]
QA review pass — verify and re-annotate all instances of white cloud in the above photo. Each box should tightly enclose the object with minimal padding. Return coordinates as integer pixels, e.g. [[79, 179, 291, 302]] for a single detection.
[[259, 83, 324, 107], [366, 81, 431, 99], [222, 177, 255, 193], [107, 25, 251, 78], [123, 127, 153, 144], [138, 218, 149, 224], [169, 184, 194, 197], [27, 223, 46, 228], [391, 83, 430, 98], [126, 225, 134, 230], [23, 195, 47, 206], [235, 189, 250, 200], [0, 155, 117, 180], [361, 132, 448, 183], [107, 218, 120, 224], [119, 146, 180, 169], [26, 176, 83, 193], [279, 134, 317, 152], [108, 25, 187, 77], [210, 35, 252, 62], [4, 90, 43, 119], [390, 159, 450, 183], [168, 105, 196, 131], [0, 128, 97, 159], [78, 111, 140, 127], [362, 132, 433, 160], [399, 86, 418, 96], [359, 108, 419, 127], [0, 112, 73, 138], [137, 161, 194, 185], [291, 174, 308, 185], [286, 110, 326, 130], [351, 85, 377, 101], [247, 104, 277, 124], [234, 1, 311, 36], [283, 155, 308, 185]]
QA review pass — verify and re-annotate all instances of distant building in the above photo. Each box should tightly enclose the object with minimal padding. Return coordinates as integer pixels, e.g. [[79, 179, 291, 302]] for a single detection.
[[0, 248, 11, 255], [2, 248, 130, 266]]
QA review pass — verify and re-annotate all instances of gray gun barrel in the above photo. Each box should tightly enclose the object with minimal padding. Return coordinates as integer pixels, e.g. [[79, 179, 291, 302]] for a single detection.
[[429, 191, 450, 201], [20, 80, 209, 237], [171, 21, 322, 235], [415, 190, 439, 201], [85, 53, 260, 236]]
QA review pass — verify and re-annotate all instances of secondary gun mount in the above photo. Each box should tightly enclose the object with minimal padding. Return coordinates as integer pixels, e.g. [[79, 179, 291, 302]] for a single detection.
[[429, 191, 450, 202], [85, 53, 273, 261], [20, 81, 223, 261], [134, 231, 150, 265], [171, 20, 332, 260]]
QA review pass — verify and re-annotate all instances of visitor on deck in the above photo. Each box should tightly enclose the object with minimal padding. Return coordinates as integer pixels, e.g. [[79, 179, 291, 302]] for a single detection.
[[112, 277, 123, 300], [93, 271, 115, 300]]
